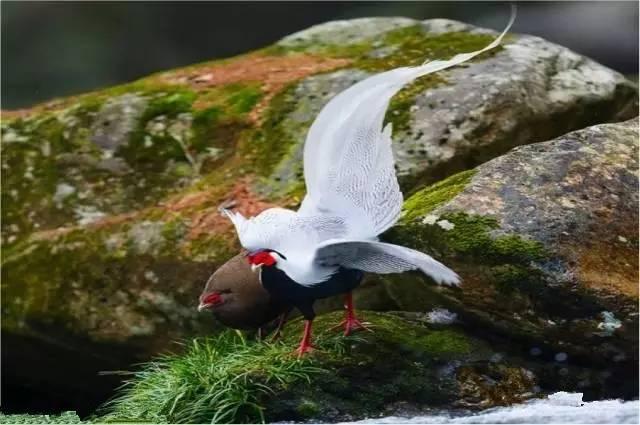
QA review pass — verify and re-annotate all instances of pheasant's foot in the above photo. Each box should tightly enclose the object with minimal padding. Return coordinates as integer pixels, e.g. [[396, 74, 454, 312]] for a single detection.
[[294, 342, 315, 358], [332, 316, 373, 336]]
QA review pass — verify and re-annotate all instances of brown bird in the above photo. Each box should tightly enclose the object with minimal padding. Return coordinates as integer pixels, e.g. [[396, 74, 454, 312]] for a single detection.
[[198, 253, 291, 336]]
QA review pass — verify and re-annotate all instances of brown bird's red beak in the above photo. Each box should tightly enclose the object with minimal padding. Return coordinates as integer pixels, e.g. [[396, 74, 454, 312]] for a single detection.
[[198, 292, 223, 311]]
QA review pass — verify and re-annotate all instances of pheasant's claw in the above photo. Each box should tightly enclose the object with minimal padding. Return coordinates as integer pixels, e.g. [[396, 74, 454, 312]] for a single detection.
[[333, 317, 374, 336], [294, 343, 315, 358]]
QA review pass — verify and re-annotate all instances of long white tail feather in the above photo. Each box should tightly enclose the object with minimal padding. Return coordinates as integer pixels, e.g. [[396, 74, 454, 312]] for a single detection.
[[224, 9, 516, 285], [299, 7, 515, 241]]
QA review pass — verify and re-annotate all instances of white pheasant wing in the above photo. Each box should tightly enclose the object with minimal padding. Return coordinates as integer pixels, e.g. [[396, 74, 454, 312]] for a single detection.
[[298, 8, 515, 240], [221, 207, 345, 254], [314, 239, 460, 286]]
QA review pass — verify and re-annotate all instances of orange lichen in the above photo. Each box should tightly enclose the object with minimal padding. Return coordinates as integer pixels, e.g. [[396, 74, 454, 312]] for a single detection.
[[569, 242, 639, 299], [159, 53, 351, 122], [186, 177, 277, 240]]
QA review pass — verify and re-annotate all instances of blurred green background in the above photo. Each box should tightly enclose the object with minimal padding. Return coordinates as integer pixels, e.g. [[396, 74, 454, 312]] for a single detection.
[[2, 1, 638, 110]]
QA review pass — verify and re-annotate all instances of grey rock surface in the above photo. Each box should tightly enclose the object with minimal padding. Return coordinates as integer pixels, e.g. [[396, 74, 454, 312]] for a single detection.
[[384, 118, 639, 399], [261, 18, 637, 196]]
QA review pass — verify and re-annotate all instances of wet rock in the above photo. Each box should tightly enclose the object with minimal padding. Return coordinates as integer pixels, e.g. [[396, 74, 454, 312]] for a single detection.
[[383, 118, 639, 399]]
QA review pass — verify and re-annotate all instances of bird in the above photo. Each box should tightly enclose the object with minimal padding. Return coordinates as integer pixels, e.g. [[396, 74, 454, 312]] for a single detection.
[[221, 12, 515, 356], [198, 253, 292, 336]]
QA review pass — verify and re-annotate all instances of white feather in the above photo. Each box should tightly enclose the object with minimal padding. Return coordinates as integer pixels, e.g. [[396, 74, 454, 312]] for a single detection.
[[223, 9, 515, 285], [314, 239, 460, 286]]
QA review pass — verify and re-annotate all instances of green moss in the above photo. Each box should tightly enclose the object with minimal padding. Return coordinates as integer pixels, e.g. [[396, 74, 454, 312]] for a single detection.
[[491, 264, 544, 294], [0, 412, 83, 424], [186, 234, 235, 262], [245, 84, 299, 177], [295, 399, 321, 417], [368, 27, 501, 71], [1, 216, 218, 335], [394, 211, 547, 265], [385, 74, 446, 133], [252, 28, 506, 202], [387, 208, 550, 298], [98, 311, 482, 423], [225, 84, 263, 114], [142, 91, 197, 121], [237, 83, 308, 201], [401, 169, 476, 222], [268, 25, 502, 72]]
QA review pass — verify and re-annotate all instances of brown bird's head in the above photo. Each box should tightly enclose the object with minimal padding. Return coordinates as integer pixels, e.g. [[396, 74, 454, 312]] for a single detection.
[[198, 252, 284, 330]]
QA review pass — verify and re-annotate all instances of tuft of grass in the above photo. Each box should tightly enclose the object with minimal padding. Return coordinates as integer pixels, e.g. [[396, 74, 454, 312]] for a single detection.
[[0, 412, 82, 424], [97, 331, 327, 424]]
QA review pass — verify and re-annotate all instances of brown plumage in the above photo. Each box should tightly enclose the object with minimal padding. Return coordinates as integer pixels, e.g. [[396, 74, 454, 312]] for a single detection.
[[198, 253, 290, 331]]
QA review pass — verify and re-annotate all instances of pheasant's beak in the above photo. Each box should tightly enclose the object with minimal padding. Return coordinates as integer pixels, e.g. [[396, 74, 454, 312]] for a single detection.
[[198, 292, 223, 311], [251, 263, 263, 273]]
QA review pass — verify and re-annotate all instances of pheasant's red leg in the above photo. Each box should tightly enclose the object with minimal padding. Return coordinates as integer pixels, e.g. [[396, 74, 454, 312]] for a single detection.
[[336, 292, 372, 336], [295, 320, 314, 357]]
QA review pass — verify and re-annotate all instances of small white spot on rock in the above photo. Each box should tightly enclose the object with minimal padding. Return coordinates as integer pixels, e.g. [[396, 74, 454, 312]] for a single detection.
[[421, 214, 439, 225], [194, 73, 213, 83], [144, 270, 160, 283], [560, 198, 575, 208], [41, 141, 51, 157], [490, 353, 504, 363], [53, 183, 76, 205], [128, 221, 165, 255], [75, 206, 107, 225], [206, 147, 224, 158], [436, 219, 455, 230], [426, 308, 457, 324], [555, 352, 568, 362], [597, 311, 622, 336], [23, 166, 34, 180], [2, 130, 28, 143], [618, 235, 628, 243]]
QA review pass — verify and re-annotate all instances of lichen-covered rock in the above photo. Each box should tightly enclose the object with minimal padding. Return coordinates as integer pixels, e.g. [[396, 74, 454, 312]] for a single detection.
[[0, 17, 636, 409], [383, 118, 639, 399], [262, 18, 637, 194]]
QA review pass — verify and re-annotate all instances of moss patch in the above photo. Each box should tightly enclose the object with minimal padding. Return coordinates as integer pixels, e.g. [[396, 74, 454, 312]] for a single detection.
[[388, 211, 548, 294], [400, 169, 476, 222], [98, 311, 500, 423], [0, 412, 83, 424]]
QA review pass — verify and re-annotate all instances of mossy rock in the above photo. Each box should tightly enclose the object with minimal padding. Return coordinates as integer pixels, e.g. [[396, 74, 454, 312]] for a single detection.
[[98, 311, 537, 423], [378, 119, 639, 400], [1, 16, 637, 411]]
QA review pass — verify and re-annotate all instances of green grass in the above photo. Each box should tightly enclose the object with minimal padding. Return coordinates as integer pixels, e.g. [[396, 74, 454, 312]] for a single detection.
[[97, 331, 329, 424], [0, 412, 82, 424]]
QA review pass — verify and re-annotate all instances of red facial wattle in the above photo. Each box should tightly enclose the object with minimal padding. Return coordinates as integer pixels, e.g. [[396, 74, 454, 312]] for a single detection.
[[247, 251, 276, 267], [202, 292, 223, 306]]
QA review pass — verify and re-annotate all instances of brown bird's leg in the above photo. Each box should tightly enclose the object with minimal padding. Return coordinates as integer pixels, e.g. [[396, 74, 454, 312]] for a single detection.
[[333, 292, 372, 336], [270, 307, 292, 342], [295, 320, 314, 358]]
